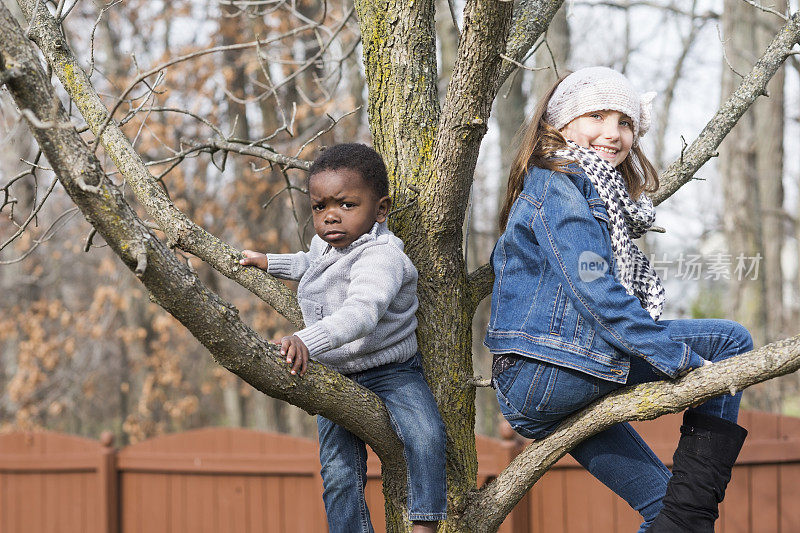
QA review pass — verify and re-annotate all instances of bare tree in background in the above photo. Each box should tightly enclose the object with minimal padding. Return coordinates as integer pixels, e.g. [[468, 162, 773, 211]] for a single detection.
[[2, 0, 800, 530], [720, 0, 789, 412]]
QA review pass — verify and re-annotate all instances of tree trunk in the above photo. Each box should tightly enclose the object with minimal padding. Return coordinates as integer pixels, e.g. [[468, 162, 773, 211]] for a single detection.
[[753, 1, 786, 346], [720, 0, 766, 347], [720, 0, 787, 411], [4, 0, 800, 530]]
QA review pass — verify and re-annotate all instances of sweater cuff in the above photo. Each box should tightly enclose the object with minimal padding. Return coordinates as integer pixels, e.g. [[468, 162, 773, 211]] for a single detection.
[[266, 254, 294, 278], [294, 324, 332, 357]]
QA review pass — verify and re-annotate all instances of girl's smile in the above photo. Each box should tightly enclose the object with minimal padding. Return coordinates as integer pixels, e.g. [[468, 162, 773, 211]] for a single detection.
[[560, 110, 634, 167]]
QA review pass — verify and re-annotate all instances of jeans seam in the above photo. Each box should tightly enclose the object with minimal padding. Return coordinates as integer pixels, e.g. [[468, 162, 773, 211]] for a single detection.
[[536, 366, 558, 412], [385, 401, 415, 517], [486, 344, 628, 383], [496, 386, 526, 419], [549, 284, 564, 335], [352, 431, 371, 533], [670, 332, 739, 352], [521, 363, 545, 413], [496, 387, 543, 440], [496, 357, 525, 397], [488, 330, 622, 363], [519, 271, 544, 330], [408, 512, 448, 521]]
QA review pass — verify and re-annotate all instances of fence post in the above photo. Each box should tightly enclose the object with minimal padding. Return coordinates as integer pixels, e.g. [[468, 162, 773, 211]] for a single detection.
[[97, 431, 118, 533]]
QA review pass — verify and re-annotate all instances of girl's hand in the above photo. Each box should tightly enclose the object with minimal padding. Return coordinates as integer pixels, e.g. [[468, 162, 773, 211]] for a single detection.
[[702, 359, 713, 367], [240, 250, 268, 270]]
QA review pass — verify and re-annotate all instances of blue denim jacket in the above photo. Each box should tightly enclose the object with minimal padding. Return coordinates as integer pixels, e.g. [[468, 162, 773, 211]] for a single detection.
[[484, 166, 706, 383]]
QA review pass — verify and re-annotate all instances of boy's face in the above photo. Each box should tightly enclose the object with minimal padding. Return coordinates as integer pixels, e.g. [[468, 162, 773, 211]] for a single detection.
[[309, 168, 391, 249]]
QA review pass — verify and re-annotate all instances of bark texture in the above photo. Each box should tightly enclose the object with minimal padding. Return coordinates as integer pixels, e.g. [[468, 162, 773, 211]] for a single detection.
[[0, 0, 408, 504], [458, 335, 800, 532], [4, 0, 800, 531]]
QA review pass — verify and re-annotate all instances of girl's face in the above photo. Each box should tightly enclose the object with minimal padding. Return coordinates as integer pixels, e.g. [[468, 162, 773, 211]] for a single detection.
[[560, 110, 634, 167]]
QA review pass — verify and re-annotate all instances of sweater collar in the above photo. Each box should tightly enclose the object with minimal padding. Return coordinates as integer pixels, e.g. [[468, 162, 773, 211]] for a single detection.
[[330, 222, 385, 254]]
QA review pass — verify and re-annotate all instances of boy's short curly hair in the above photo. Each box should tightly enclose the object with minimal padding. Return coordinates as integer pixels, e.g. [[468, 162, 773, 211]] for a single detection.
[[308, 143, 389, 198]]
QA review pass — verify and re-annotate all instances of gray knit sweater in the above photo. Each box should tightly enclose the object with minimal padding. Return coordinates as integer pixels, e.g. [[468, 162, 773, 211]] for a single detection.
[[266, 222, 418, 374]]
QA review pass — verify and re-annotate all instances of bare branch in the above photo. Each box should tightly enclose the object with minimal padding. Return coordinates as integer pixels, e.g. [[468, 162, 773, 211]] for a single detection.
[[740, 0, 789, 21], [83, 227, 97, 252], [498, 54, 548, 72], [653, 11, 800, 205], [718, 23, 746, 79], [0, 207, 80, 265], [19, 108, 75, 130], [496, 0, 564, 90], [468, 376, 492, 387], [428, 0, 514, 240], [0, 3, 409, 492], [447, 0, 460, 34], [653, 0, 705, 169], [197, 140, 312, 171], [0, 178, 59, 253], [459, 334, 800, 531], [89, 22, 322, 151], [571, 0, 719, 20], [16, 0, 305, 328]]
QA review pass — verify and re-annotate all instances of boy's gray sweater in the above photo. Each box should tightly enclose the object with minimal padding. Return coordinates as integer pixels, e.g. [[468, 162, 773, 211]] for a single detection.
[[266, 222, 418, 374]]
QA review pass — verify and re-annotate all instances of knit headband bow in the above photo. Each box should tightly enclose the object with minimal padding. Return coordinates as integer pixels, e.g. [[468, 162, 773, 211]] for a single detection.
[[545, 67, 656, 140]]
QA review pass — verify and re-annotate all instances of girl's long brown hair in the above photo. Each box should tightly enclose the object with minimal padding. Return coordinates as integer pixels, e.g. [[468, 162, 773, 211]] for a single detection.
[[498, 75, 660, 230]]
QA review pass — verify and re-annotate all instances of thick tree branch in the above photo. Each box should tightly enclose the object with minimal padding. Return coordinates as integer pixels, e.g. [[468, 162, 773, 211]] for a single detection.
[[466, 262, 493, 313], [458, 335, 800, 532], [0, 1, 408, 501], [15, 0, 304, 328], [495, 0, 564, 91], [353, 0, 439, 240], [653, 11, 800, 206], [427, 0, 513, 241]]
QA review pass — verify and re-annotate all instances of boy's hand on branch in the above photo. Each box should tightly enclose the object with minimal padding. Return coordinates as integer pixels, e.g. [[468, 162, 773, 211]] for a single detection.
[[277, 335, 309, 376], [240, 250, 268, 270]]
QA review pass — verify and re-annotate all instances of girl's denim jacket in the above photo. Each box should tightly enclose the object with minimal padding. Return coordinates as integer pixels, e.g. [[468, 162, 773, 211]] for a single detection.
[[484, 166, 705, 384]]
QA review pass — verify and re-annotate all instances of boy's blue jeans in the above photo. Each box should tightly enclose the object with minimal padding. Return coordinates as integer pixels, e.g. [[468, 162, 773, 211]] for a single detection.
[[495, 319, 752, 533], [317, 353, 447, 532]]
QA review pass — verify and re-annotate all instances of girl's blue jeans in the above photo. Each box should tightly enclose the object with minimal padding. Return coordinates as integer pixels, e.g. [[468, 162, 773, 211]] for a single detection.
[[495, 318, 752, 533], [317, 353, 447, 532]]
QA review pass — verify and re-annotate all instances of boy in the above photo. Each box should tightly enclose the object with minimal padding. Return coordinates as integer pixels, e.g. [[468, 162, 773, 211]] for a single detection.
[[240, 143, 447, 533]]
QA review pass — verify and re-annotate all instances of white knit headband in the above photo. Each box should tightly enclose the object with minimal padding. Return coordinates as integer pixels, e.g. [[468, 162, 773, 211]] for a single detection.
[[544, 67, 655, 140]]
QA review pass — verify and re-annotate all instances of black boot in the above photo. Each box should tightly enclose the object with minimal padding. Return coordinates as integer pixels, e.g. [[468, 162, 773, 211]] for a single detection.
[[646, 411, 748, 533]]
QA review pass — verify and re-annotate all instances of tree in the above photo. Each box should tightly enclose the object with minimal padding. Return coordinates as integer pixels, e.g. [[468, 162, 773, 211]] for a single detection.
[[1, 0, 800, 531], [720, 0, 790, 412]]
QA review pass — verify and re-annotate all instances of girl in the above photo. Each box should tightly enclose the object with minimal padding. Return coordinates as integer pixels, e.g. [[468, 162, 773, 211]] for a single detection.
[[485, 67, 751, 533]]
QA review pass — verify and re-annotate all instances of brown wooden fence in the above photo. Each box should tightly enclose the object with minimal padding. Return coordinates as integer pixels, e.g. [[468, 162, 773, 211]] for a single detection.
[[1, 410, 799, 532]]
